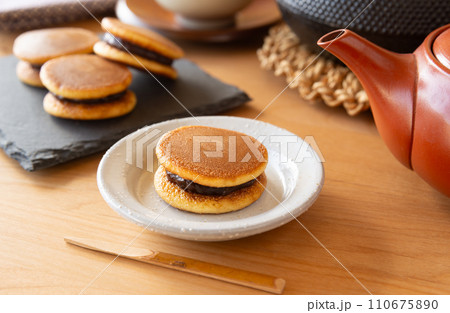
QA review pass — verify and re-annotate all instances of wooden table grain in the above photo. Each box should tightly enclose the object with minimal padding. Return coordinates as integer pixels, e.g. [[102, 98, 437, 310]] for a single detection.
[[0, 20, 449, 295]]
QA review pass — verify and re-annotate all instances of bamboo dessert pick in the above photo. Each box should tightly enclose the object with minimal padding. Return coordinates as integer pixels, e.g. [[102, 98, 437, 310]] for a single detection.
[[65, 237, 285, 294]]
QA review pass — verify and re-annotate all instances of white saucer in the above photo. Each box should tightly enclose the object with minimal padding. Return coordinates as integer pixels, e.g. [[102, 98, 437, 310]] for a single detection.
[[97, 116, 324, 241]]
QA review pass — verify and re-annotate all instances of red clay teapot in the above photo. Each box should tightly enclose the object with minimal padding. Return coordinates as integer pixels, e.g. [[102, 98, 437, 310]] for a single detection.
[[318, 25, 450, 197]]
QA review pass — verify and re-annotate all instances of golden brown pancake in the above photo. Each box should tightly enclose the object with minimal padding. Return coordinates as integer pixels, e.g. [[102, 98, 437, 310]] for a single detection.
[[13, 27, 98, 65], [13, 27, 98, 87], [94, 17, 183, 78], [154, 165, 267, 214], [40, 54, 132, 99], [16, 61, 44, 88], [40, 54, 136, 120], [43, 90, 136, 120], [100, 17, 184, 59], [156, 126, 268, 187]]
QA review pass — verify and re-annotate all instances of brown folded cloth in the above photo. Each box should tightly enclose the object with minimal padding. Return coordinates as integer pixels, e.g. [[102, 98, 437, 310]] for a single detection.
[[0, 0, 117, 31]]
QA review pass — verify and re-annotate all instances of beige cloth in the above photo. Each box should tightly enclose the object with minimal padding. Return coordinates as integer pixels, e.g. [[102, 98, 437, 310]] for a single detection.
[[0, 0, 117, 31]]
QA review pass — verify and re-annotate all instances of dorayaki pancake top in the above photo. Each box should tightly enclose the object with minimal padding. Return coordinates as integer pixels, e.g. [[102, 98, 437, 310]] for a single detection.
[[101, 17, 184, 60], [40, 54, 132, 100], [13, 28, 98, 65], [156, 126, 268, 187]]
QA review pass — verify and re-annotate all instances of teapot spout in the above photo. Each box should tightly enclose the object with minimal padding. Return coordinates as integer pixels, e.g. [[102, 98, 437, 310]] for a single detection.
[[318, 30, 417, 169]]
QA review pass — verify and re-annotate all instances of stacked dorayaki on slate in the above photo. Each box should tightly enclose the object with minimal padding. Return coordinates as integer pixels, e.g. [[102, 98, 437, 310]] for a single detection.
[[13, 18, 184, 120], [94, 17, 184, 79]]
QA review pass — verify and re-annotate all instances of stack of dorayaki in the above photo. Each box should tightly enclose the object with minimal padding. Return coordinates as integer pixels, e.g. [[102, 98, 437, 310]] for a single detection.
[[13, 18, 184, 120], [155, 126, 268, 214]]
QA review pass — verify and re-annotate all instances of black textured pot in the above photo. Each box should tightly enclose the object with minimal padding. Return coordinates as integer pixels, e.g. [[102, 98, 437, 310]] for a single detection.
[[277, 0, 450, 54]]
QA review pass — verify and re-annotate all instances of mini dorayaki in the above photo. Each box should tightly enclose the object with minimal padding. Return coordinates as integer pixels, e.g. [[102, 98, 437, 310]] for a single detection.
[[155, 126, 268, 214], [40, 54, 136, 120], [13, 27, 98, 87], [94, 17, 184, 79]]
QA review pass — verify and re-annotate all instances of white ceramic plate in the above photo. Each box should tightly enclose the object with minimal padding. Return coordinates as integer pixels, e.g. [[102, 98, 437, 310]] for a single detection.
[[97, 116, 324, 241]]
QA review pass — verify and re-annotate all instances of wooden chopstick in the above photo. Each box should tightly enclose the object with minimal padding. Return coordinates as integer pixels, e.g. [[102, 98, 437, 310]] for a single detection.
[[65, 237, 285, 294]]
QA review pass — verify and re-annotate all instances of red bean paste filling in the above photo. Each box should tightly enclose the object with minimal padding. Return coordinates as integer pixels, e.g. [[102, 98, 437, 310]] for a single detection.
[[166, 170, 257, 196], [103, 33, 173, 66], [51, 90, 127, 104]]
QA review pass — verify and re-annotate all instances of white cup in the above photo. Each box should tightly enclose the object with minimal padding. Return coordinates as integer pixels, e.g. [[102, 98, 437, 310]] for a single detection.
[[155, 0, 253, 29]]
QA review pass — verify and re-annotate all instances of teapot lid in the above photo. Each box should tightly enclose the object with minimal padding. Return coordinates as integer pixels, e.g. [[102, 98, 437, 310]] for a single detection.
[[433, 28, 450, 69]]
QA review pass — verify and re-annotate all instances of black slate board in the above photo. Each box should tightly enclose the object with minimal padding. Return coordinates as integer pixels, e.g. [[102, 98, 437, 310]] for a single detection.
[[0, 55, 250, 171]]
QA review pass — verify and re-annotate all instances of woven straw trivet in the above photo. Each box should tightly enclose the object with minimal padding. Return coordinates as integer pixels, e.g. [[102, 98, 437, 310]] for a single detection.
[[257, 24, 370, 116]]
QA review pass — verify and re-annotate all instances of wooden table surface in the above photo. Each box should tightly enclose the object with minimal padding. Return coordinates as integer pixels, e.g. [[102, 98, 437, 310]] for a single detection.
[[1, 20, 449, 295]]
